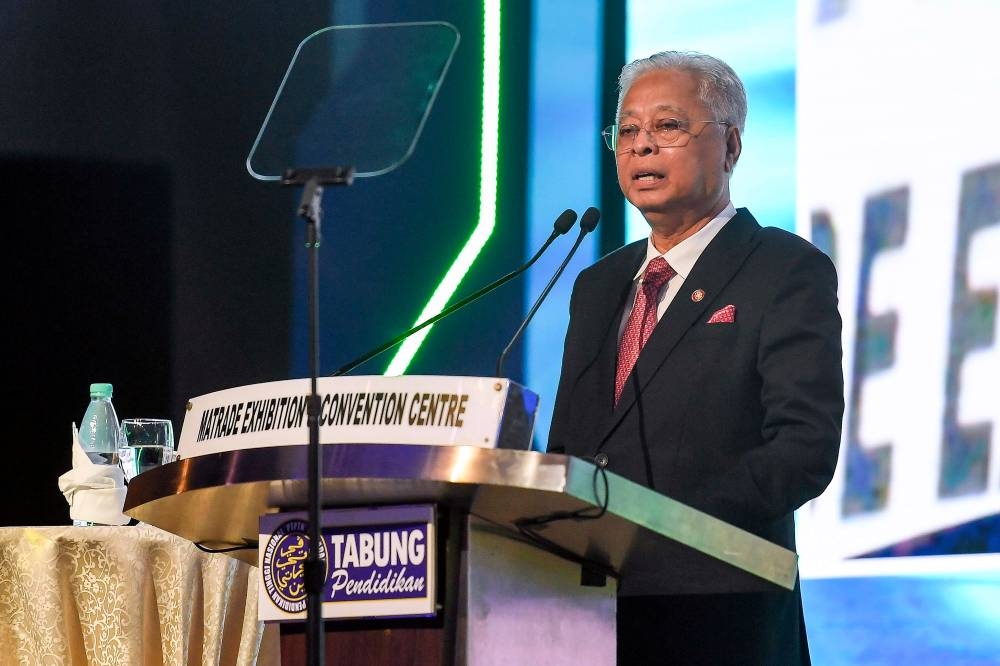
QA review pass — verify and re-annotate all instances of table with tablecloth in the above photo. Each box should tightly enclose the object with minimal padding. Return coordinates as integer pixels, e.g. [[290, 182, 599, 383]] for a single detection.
[[0, 523, 279, 665]]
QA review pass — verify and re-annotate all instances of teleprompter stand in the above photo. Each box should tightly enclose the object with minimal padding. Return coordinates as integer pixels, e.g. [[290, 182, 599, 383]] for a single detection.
[[284, 165, 354, 666], [244, 21, 461, 666]]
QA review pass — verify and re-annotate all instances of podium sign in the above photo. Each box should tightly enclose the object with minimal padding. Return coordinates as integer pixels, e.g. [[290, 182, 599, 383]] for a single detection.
[[258, 505, 436, 622], [178, 375, 539, 458]]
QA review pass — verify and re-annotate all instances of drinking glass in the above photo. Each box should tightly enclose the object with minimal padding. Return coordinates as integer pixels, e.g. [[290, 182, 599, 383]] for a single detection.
[[119, 418, 175, 481]]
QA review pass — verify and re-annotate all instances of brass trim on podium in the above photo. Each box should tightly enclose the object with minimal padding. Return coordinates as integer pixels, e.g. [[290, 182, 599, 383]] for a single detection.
[[124, 444, 796, 593]]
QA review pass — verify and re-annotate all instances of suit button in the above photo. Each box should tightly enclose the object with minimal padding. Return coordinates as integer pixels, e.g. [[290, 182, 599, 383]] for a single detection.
[[594, 453, 609, 468]]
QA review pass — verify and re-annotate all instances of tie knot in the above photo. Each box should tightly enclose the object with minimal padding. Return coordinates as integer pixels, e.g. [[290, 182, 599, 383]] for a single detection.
[[641, 256, 675, 292]]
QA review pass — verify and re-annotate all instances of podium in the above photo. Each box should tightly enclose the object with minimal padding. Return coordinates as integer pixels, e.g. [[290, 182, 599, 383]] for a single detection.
[[124, 380, 797, 665]]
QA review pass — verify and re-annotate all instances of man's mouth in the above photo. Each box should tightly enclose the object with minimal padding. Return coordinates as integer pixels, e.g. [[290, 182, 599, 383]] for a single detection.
[[633, 171, 664, 182]]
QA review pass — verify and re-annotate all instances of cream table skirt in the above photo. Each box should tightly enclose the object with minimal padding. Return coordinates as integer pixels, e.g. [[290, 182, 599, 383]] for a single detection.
[[0, 524, 279, 665]]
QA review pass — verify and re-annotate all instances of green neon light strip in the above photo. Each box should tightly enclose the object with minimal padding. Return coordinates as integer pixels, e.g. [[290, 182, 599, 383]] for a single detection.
[[384, 1, 501, 376]]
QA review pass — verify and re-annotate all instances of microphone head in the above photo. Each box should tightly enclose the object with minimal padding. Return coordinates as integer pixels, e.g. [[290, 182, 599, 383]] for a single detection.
[[553, 209, 578, 235], [580, 207, 601, 232]]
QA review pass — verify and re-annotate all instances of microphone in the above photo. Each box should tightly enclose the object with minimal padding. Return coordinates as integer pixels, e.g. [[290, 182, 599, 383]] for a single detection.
[[331, 209, 579, 376], [495, 207, 601, 377]]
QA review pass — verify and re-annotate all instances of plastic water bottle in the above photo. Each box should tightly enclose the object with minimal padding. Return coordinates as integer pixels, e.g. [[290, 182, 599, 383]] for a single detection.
[[73, 383, 124, 526], [79, 382, 122, 466], [73, 383, 123, 526]]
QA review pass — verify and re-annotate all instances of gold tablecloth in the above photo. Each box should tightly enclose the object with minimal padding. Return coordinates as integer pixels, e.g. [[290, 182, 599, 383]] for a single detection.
[[0, 524, 279, 666]]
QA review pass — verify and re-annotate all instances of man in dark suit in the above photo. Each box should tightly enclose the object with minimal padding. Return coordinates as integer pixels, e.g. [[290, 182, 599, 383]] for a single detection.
[[547, 51, 844, 665]]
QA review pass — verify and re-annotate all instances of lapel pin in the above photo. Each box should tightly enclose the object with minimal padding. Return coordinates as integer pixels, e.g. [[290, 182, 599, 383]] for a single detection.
[[691, 289, 705, 302]]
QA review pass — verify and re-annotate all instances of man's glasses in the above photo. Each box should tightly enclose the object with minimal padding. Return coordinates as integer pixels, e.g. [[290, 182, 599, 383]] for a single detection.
[[601, 118, 730, 152]]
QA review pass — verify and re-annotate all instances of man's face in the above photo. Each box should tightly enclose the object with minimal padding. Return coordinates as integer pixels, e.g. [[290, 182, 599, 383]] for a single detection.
[[615, 68, 738, 223]]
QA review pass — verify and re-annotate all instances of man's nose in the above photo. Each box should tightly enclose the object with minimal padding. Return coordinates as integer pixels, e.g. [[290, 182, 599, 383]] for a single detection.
[[631, 127, 656, 154]]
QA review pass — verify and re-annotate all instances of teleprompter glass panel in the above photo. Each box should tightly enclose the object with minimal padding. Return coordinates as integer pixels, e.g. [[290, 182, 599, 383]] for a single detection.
[[247, 22, 460, 180]]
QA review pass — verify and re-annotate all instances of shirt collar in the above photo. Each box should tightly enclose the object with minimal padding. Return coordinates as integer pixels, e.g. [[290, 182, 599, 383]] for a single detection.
[[633, 201, 737, 281]]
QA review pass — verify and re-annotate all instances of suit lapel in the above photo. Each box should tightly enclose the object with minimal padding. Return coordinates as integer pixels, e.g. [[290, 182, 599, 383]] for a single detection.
[[596, 209, 762, 445]]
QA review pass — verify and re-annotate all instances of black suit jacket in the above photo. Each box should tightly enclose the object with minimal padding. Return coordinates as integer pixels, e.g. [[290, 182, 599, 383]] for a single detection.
[[547, 209, 844, 664]]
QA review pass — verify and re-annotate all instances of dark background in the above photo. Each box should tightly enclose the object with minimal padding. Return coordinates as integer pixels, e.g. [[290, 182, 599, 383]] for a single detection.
[[2, 2, 535, 526]]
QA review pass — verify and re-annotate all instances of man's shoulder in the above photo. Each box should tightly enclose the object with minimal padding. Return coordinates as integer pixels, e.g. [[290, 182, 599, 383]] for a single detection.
[[744, 217, 837, 288], [751, 219, 827, 260]]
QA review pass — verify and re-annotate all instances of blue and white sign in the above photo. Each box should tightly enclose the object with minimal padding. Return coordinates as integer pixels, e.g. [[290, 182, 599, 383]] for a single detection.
[[258, 505, 436, 621]]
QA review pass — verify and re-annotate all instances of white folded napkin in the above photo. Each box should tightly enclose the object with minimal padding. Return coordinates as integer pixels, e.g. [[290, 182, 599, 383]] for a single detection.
[[57, 423, 130, 526]]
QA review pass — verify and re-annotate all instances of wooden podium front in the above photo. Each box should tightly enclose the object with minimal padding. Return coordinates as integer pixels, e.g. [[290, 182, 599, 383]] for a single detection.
[[124, 442, 796, 665]]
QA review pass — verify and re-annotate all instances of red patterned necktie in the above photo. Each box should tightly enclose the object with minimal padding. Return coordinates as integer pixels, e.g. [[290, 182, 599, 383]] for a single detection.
[[614, 256, 676, 405]]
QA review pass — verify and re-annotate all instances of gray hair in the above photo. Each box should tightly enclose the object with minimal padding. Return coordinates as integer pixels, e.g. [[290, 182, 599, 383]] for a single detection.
[[617, 51, 747, 133]]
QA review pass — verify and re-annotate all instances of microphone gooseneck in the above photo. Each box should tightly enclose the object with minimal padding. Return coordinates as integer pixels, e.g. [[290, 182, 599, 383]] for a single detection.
[[331, 208, 578, 376], [495, 207, 601, 378]]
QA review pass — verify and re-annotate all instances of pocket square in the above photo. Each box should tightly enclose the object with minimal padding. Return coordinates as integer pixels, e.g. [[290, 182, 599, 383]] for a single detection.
[[707, 304, 736, 324]]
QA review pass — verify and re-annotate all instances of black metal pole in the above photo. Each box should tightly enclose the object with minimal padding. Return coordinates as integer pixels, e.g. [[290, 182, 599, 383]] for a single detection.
[[300, 176, 325, 666], [284, 167, 354, 666]]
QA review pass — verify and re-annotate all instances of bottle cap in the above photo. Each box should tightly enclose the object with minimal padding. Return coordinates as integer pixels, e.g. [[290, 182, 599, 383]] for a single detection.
[[89, 383, 114, 398]]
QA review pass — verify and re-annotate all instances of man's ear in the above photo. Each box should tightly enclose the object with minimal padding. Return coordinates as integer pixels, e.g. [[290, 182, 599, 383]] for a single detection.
[[724, 126, 742, 173]]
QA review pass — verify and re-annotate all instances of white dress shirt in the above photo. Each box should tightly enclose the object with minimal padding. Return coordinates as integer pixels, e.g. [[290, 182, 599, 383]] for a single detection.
[[618, 202, 737, 341]]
